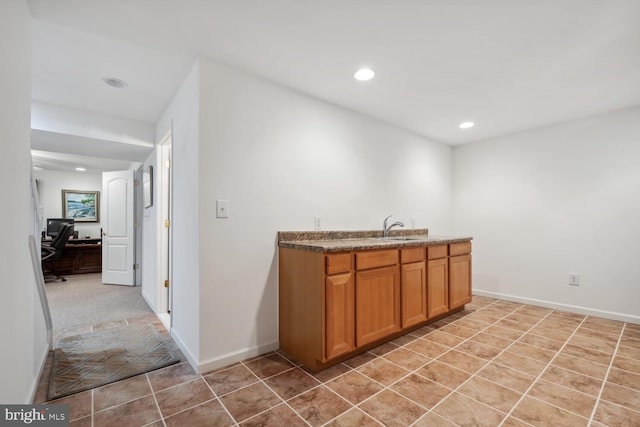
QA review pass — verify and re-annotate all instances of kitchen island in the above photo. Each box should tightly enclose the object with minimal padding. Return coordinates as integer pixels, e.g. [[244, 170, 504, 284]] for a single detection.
[[278, 229, 472, 372]]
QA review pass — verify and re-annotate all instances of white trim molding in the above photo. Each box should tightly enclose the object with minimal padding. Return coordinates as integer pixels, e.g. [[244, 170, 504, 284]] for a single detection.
[[474, 290, 640, 324]]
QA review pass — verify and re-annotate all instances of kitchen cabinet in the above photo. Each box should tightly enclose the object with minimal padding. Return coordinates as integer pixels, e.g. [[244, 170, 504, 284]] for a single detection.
[[427, 245, 449, 318], [325, 272, 355, 359], [354, 249, 400, 346], [324, 252, 355, 360], [356, 265, 401, 346], [449, 242, 472, 309], [401, 248, 427, 328], [279, 237, 471, 372]]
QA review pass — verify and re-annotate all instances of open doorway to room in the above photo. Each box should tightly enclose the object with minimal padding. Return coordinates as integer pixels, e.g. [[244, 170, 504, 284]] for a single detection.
[[32, 150, 153, 337], [157, 130, 173, 329], [31, 148, 184, 404]]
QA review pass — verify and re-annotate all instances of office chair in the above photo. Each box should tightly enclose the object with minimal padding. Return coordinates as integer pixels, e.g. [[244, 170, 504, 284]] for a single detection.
[[41, 223, 74, 282]]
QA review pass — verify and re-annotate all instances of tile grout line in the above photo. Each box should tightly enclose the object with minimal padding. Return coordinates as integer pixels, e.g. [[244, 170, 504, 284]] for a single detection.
[[427, 303, 584, 424], [199, 373, 239, 427], [202, 363, 265, 400], [210, 359, 265, 425], [90, 388, 94, 427], [343, 300, 512, 426], [318, 401, 384, 427], [292, 362, 388, 426], [412, 302, 557, 426], [497, 313, 590, 426], [146, 374, 168, 427], [237, 359, 314, 427], [207, 358, 339, 407], [586, 322, 626, 427], [404, 299, 519, 426], [317, 319, 488, 426], [322, 305, 488, 426]]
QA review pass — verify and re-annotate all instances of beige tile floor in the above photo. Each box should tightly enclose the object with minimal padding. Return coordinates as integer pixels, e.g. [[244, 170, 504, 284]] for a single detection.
[[35, 296, 640, 426]]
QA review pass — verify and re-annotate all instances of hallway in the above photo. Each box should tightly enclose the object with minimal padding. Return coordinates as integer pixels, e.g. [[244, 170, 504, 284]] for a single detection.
[[45, 273, 153, 339]]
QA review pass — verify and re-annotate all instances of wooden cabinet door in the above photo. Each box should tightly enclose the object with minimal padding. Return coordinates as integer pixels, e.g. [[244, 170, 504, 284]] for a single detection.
[[325, 272, 355, 360], [356, 266, 401, 346], [427, 258, 448, 318], [401, 261, 427, 328], [449, 254, 472, 309]]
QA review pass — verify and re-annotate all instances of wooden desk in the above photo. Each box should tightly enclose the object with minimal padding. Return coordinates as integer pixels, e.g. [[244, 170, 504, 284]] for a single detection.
[[43, 239, 102, 275]]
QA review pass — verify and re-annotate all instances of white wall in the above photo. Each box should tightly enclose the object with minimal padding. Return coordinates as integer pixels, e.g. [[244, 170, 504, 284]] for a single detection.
[[33, 170, 103, 238], [32, 101, 155, 148], [156, 61, 201, 368], [193, 58, 453, 371], [453, 106, 640, 322], [0, 0, 48, 403]]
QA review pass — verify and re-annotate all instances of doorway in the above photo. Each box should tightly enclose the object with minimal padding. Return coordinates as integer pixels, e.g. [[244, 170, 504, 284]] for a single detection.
[[157, 130, 173, 328]]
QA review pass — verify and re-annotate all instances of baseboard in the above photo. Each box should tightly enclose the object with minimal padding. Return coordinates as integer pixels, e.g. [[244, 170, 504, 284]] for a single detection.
[[474, 289, 640, 324], [157, 312, 170, 330], [29, 344, 50, 403], [196, 340, 280, 374], [169, 329, 200, 373]]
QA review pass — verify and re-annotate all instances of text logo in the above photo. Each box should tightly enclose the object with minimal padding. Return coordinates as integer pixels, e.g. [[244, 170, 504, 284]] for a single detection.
[[0, 405, 68, 426]]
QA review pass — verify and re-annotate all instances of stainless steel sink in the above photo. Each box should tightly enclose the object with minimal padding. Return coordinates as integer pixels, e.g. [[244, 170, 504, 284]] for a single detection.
[[370, 236, 425, 241], [387, 237, 424, 241]]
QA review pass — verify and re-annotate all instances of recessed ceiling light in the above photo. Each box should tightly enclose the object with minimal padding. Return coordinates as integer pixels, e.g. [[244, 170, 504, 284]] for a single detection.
[[102, 77, 128, 88], [459, 121, 475, 129], [354, 68, 375, 81], [75, 167, 86, 171]]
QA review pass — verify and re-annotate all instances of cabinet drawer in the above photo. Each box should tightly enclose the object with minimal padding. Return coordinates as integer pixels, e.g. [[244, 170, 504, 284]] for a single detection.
[[401, 247, 425, 264], [449, 241, 472, 256], [355, 250, 399, 270], [427, 244, 448, 260], [326, 253, 352, 275]]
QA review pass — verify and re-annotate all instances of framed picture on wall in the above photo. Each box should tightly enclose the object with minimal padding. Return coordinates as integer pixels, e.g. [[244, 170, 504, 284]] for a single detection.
[[143, 165, 153, 208], [62, 190, 100, 222]]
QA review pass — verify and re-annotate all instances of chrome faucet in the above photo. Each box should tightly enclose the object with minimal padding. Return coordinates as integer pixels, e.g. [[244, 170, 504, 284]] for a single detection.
[[383, 215, 404, 237]]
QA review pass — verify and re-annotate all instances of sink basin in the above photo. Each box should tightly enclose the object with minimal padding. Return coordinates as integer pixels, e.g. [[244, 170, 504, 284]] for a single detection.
[[370, 236, 425, 241], [387, 237, 424, 241]]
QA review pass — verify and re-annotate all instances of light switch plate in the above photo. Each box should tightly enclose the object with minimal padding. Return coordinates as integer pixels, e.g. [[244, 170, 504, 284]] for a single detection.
[[216, 200, 229, 218]]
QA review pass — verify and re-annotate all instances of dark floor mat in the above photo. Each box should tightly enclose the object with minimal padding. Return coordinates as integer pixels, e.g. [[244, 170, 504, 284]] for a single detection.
[[48, 324, 179, 400]]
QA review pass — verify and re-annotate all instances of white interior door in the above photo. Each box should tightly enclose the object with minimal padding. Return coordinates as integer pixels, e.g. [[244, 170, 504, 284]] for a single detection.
[[102, 170, 135, 285]]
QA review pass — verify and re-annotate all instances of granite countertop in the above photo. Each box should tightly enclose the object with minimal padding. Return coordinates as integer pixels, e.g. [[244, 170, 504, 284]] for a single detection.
[[278, 229, 472, 253]]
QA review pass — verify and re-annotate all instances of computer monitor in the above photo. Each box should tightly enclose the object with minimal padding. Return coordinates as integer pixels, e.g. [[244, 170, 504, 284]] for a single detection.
[[46, 218, 75, 238]]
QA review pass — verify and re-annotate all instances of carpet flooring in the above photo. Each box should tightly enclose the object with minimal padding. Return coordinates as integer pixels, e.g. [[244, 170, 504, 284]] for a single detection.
[[45, 273, 153, 335], [48, 323, 180, 400]]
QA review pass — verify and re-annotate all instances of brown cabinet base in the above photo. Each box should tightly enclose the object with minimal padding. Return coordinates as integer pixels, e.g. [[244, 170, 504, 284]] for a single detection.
[[279, 240, 472, 373], [297, 307, 464, 373]]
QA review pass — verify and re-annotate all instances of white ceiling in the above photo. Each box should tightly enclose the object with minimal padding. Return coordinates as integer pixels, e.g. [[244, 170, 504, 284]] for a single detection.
[[28, 0, 640, 149], [31, 150, 136, 173]]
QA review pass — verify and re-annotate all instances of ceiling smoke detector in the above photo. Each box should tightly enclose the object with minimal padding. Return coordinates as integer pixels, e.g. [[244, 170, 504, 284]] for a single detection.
[[102, 77, 128, 88]]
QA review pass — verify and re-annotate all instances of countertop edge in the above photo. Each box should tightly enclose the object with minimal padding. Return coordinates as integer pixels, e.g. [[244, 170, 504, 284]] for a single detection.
[[279, 236, 473, 253]]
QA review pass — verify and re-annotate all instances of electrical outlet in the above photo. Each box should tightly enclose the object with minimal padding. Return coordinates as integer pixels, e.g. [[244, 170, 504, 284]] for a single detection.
[[410, 217, 416, 229], [569, 273, 580, 286], [314, 215, 322, 231]]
